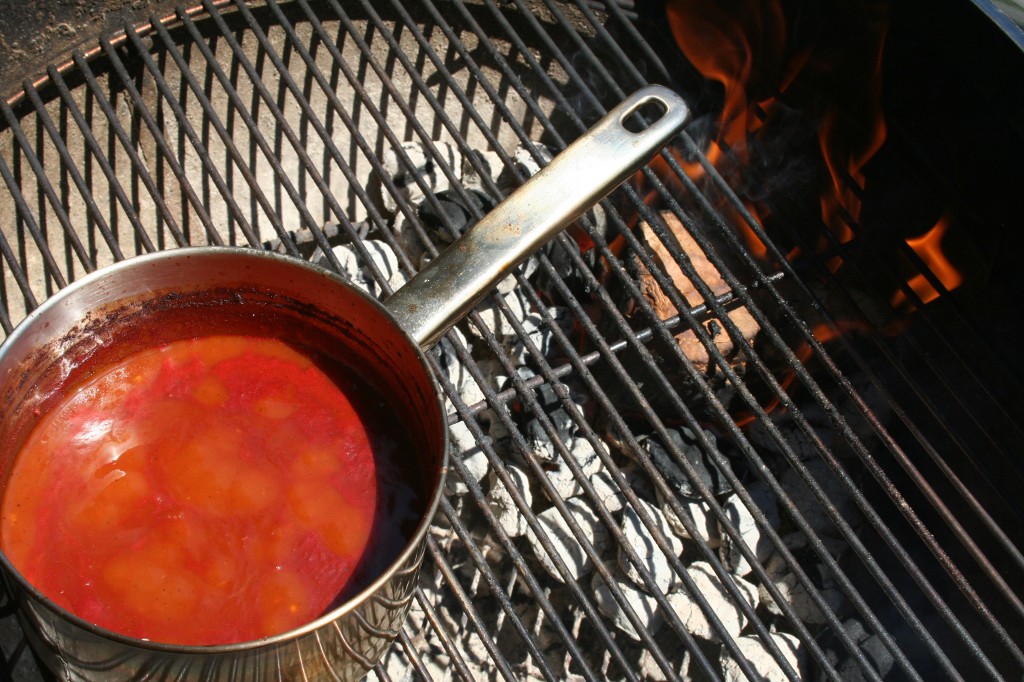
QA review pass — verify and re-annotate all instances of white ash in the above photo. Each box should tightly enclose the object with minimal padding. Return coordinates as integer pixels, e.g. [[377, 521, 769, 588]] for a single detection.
[[665, 561, 758, 643], [317, 239, 407, 299], [590, 468, 627, 514], [618, 496, 685, 595], [720, 632, 803, 682], [380, 140, 459, 216], [460, 148, 504, 195], [480, 404, 512, 445], [758, 553, 845, 626], [634, 638, 692, 679], [504, 142, 555, 184], [718, 479, 780, 576], [526, 497, 610, 584], [445, 420, 490, 496], [541, 437, 604, 500], [509, 305, 574, 364], [592, 572, 663, 642], [467, 287, 529, 341], [434, 327, 472, 398], [658, 487, 720, 549], [486, 464, 533, 538], [456, 365, 493, 412]]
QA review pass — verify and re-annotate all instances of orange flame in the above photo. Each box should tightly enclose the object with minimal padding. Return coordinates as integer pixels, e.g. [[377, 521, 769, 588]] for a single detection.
[[662, 0, 891, 273], [891, 213, 963, 309], [665, 0, 788, 179], [736, 202, 768, 260], [816, 25, 889, 260], [656, 2, 962, 435]]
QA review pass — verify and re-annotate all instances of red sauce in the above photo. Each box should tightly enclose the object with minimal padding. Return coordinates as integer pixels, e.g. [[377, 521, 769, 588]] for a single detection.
[[0, 335, 421, 646]]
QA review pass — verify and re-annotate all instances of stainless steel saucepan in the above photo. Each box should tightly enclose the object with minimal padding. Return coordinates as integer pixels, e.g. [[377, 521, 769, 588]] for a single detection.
[[0, 85, 688, 680]]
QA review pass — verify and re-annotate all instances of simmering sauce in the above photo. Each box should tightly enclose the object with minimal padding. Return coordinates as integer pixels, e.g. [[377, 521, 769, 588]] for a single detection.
[[0, 335, 422, 645]]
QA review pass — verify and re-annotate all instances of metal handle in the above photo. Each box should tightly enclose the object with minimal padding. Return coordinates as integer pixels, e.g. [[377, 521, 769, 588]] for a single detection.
[[384, 85, 690, 350]]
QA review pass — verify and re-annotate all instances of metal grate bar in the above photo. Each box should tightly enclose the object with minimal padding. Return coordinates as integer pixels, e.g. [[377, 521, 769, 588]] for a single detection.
[[435, 496, 563, 682], [786, 187, 1024, 482], [425, 531, 520, 682], [344, 2, 788, 677], [142, 21, 299, 257], [68, 52, 188, 250], [393, 628, 431, 681], [0, 1, 1020, 680], [97, 36, 224, 247], [44, 67, 157, 255], [434, 6, 921, 679], [19, 84, 127, 264], [408, 585, 475, 681], [0, 101, 98, 275], [649, 123, 1024, 671], [486, 3, 1021, 677], [758, 203, 1024, 611], [0, 151, 69, 292], [0, 209, 40, 317]]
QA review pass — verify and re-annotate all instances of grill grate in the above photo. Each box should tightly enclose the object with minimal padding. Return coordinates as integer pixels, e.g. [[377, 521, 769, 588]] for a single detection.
[[0, 1, 1022, 680]]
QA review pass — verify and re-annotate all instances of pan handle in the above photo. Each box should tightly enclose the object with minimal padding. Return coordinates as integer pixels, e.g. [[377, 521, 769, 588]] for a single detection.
[[384, 85, 690, 350]]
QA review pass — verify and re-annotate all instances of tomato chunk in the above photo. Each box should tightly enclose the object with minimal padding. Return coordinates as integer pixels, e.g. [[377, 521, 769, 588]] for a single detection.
[[0, 335, 415, 646]]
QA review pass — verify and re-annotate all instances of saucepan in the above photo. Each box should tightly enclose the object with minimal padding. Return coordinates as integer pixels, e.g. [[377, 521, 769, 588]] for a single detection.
[[0, 85, 688, 680]]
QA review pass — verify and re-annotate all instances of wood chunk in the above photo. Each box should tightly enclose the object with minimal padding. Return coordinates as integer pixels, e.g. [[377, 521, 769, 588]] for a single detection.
[[634, 212, 759, 374]]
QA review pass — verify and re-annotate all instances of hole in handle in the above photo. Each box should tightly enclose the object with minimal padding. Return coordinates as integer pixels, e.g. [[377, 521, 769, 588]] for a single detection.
[[622, 97, 668, 133]]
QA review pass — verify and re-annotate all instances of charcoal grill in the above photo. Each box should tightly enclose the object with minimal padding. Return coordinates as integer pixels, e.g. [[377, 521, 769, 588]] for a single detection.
[[0, 0, 1021, 680]]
